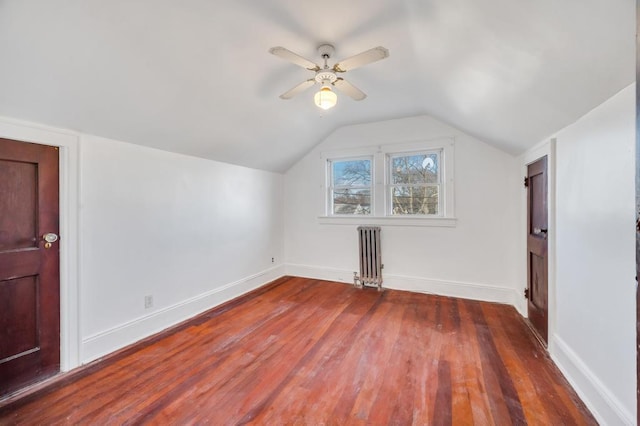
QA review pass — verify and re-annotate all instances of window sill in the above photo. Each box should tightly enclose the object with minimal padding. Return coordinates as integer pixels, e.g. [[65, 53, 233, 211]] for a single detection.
[[317, 216, 457, 227]]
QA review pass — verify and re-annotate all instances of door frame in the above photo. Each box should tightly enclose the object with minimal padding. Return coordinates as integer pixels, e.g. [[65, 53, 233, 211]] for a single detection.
[[520, 139, 557, 351], [0, 116, 81, 373], [636, 0, 639, 419]]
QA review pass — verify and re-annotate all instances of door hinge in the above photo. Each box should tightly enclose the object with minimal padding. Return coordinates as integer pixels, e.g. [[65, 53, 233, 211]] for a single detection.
[[524, 176, 529, 188], [524, 288, 529, 299]]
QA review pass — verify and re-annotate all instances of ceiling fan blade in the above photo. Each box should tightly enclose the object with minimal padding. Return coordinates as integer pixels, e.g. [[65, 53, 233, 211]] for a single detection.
[[333, 78, 367, 101], [269, 46, 320, 71], [280, 79, 316, 99], [333, 46, 389, 72]]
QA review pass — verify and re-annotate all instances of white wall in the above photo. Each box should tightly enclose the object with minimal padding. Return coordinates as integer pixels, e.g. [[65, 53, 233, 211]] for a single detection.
[[529, 85, 635, 425], [284, 115, 522, 305], [79, 135, 285, 362]]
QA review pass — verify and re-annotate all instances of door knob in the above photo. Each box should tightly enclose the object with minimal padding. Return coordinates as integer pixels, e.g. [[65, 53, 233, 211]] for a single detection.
[[43, 233, 58, 249], [533, 228, 548, 235]]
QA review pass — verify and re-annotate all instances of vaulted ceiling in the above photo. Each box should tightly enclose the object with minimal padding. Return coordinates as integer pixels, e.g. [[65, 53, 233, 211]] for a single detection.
[[0, 0, 633, 172]]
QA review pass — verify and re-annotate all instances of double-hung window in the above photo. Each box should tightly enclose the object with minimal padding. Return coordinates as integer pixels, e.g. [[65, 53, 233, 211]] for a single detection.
[[322, 139, 455, 226], [328, 157, 372, 215], [388, 150, 441, 216]]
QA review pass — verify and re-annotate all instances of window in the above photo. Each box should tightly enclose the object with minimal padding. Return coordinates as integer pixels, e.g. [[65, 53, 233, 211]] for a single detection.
[[388, 151, 441, 216], [328, 157, 372, 215], [322, 139, 455, 226]]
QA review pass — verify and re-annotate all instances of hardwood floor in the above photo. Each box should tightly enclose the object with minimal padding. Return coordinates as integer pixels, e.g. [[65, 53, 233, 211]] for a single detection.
[[0, 276, 595, 425]]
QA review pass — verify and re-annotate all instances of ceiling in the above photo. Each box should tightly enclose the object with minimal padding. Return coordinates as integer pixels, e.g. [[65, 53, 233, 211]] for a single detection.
[[0, 0, 634, 172]]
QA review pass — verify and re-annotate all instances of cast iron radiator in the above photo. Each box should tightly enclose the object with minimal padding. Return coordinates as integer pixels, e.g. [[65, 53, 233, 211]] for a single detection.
[[354, 226, 383, 291]]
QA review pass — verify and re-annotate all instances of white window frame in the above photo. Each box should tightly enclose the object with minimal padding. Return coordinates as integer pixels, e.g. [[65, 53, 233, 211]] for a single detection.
[[326, 155, 374, 216], [319, 138, 456, 227], [386, 149, 443, 217]]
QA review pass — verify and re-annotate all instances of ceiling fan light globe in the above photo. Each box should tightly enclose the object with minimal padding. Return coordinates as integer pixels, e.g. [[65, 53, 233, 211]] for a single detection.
[[314, 87, 337, 110]]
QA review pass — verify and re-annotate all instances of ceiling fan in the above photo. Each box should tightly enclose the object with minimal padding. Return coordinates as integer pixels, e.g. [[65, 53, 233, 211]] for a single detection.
[[269, 44, 389, 109]]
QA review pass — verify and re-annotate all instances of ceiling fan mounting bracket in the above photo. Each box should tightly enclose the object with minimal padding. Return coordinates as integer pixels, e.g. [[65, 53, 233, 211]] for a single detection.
[[317, 44, 335, 59]]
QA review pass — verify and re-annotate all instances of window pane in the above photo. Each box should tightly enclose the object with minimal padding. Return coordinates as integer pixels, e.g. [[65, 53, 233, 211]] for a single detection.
[[391, 186, 438, 215], [333, 189, 371, 215], [391, 153, 438, 184], [332, 159, 371, 186]]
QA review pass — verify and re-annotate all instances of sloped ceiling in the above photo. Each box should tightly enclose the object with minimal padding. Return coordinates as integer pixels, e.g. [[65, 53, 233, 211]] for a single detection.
[[0, 0, 634, 172]]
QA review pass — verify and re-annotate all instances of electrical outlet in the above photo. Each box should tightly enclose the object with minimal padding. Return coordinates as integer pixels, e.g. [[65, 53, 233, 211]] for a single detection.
[[144, 295, 153, 309], [271, 257, 275, 263]]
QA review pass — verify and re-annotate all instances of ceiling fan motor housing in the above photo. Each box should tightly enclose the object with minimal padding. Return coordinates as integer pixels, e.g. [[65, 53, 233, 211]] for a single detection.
[[315, 70, 337, 84]]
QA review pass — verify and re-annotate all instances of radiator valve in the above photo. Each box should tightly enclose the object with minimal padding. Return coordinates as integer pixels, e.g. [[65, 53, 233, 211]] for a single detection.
[[353, 271, 363, 289]]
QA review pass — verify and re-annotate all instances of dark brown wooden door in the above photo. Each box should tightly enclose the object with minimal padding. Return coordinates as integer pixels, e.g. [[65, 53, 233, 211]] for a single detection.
[[526, 156, 548, 344], [0, 138, 60, 396]]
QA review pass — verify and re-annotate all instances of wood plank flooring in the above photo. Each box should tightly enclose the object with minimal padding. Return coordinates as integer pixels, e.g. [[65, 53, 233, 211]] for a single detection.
[[0, 276, 595, 425]]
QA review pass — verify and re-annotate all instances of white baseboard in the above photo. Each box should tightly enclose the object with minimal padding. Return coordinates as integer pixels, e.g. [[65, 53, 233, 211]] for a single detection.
[[285, 264, 357, 284], [81, 265, 286, 363], [285, 263, 518, 307], [551, 335, 634, 426]]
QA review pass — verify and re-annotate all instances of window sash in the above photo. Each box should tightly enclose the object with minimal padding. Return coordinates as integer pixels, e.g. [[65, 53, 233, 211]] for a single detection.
[[327, 157, 373, 216], [332, 184, 371, 190], [387, 183, 440, 188], [387, 150, 442, 216], [388, 150, 441, 185], [329, 157, 372, 187], [388, 183, 441, 216], [329, 187, 372, 215]]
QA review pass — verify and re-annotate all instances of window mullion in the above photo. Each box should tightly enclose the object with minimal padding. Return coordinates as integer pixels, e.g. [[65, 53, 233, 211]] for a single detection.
[[373, 152, 385, 216]]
